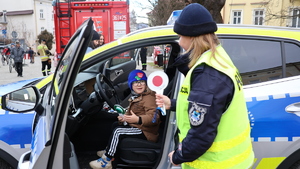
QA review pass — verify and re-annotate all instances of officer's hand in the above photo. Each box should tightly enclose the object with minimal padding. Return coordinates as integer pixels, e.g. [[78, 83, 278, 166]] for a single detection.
[[168, 151, 178, 166], [155, 94, 171, 110]]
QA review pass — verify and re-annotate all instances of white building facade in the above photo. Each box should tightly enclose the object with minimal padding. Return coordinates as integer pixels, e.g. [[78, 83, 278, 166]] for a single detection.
[[0, 0, 53, 51]]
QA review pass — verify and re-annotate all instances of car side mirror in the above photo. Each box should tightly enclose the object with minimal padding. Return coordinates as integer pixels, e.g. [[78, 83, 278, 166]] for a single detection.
[[1, 86, 41, 113]]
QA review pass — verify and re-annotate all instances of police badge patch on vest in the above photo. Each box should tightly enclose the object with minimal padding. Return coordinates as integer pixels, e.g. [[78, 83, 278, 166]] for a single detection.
[[189, 101, 207, 126]]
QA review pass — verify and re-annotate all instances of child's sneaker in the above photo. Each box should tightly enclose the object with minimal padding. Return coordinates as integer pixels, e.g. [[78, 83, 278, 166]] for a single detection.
[[89, 154, 112, 169], [97, 150, 106, 157]]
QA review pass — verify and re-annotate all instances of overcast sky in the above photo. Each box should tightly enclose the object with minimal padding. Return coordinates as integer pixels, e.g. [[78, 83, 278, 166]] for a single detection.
[[129, 0, 151, 23]]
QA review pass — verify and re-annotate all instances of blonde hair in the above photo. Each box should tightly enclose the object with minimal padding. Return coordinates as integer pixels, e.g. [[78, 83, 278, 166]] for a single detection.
[[185, 33, 220, 68]]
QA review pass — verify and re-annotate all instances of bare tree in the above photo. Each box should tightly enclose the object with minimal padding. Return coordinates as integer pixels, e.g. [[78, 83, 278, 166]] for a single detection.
[[134, 0, 155, 22], [37, 30, 54, 50], [151, 0, 186, 26], [130, 10, 138, 31], [258, 0, 299, 27], [185, 0, 226, 23], [137, 0, 225, 26], [5, 18, 33, 47], [20, 21, 33, 47], [5, 18, 16, 43], [135, 0, 185, 26]]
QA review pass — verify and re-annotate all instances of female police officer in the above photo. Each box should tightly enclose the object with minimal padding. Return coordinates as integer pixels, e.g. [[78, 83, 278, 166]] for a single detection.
[[156, 3, 254, 169]]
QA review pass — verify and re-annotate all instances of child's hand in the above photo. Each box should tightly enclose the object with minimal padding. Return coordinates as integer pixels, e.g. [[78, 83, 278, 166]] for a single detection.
[[124, 110, 139, 123], [117, 115, 125, 122]]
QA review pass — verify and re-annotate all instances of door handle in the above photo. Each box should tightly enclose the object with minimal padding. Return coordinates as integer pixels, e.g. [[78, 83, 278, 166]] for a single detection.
[[286, 102, 300, 117], [115, 69, 123, 76], [110, 69, 123, 81]]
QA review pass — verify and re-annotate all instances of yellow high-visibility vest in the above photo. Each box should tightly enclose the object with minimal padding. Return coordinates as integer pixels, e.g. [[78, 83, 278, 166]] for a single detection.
[[37, 44, 49, 61], [176, 45, 254, 169]]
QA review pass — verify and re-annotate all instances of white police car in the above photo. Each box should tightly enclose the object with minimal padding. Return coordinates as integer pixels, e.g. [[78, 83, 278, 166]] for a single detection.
[[1, 19, 300, 169], [0, 77, 48, 168]]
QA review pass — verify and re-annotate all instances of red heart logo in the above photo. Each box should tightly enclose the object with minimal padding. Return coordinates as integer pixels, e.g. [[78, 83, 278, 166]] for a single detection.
[[137, 73, 143, 78]]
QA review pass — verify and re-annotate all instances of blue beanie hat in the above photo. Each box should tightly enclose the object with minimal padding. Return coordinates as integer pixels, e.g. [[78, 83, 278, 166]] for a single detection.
[[128, 70, 147, 90], [174, 3, 217, 36]]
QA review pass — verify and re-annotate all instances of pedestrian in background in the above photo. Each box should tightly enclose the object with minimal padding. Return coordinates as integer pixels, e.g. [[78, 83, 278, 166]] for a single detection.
[[10, 41, 25, 77], [37, 39, 51, 76], [155, 3, 254, 169], [98, 34, 105, 47], [3, 43, 14, 57], [140, 46, 147, 70], [86, 30, 100, 53], [28, 47, 34, 64]]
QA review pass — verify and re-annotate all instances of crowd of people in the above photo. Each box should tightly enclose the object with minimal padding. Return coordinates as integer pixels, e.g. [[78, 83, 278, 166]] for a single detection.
[[0, 30, 106, 77], [0, 40, 49, 77], [86, 30, 105, 53]]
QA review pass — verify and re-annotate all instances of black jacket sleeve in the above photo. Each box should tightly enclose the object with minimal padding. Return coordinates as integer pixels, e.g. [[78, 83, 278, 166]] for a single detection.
[[170, 99, 177, 111], [172, 64, 234, 164]]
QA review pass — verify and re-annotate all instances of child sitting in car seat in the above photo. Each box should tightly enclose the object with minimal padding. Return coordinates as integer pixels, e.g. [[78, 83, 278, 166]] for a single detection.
[[89, 69, 161, 169]]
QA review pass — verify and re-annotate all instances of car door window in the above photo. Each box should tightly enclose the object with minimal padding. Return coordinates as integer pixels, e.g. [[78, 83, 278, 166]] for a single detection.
[[110, 50, 133, 66], [220, 38, 282, 85], [285, 42, 300, 77]]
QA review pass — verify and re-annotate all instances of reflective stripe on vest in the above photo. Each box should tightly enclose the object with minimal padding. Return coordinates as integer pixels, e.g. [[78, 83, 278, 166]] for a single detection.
[[41, 56, 50, 61], [176, 45, 254, 169]]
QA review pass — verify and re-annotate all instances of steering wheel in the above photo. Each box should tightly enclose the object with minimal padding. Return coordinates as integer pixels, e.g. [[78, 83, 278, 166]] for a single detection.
[[95, 73, 120, 108]]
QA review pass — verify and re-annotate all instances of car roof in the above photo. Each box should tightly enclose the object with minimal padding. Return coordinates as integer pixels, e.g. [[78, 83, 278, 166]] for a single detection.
[[85, 24, 300, 59], [125, 24, 300, 39], [216, 24, 300, 41]]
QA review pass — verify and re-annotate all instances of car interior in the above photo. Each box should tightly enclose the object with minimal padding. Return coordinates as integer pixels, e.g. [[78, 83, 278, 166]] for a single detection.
[[63, 42, 181, 169]]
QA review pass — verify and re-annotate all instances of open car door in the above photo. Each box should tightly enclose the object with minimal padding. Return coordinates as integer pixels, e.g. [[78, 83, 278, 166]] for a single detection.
[[17, 18, 94, 169]]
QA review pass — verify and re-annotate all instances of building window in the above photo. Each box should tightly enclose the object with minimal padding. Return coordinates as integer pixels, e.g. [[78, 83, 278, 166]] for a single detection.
[[291, 8, 300, 28], [41, 27, 45, 32], [40, 9, 44, 19], [254, 9, 264, 25], [232, 10, 242, 24]]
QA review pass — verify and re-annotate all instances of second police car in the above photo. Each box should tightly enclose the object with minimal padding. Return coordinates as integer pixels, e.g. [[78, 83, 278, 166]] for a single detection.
[[1, 19, 300, 168]]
